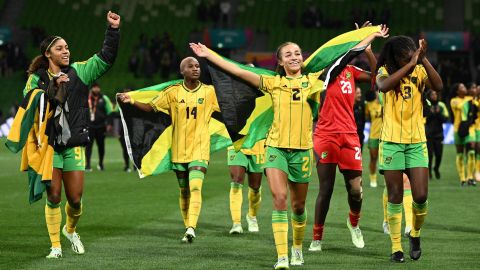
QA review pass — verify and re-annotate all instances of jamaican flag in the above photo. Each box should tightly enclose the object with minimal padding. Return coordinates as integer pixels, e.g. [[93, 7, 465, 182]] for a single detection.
[[207, 26, 381, 150], [6, 89, 55, 203], [118, 80, 232, 178]]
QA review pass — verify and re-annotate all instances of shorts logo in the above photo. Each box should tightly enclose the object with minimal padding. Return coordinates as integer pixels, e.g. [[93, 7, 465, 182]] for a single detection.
[[321, 151, 328, 159], [197, 98, 204, 104], [229, 155, 235, 161], [385, 156, 392, 165], [302, 82, 309, 88], [268, 155, 277, 162]]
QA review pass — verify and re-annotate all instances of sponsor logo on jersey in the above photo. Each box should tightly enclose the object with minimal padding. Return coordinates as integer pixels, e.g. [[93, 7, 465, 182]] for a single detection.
[[321, 151, 328, 159], [179, 99, 185, 103], [198, 98, 204, 104]]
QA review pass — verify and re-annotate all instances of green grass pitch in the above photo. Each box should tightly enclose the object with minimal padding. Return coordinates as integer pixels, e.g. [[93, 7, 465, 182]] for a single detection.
[[0, 138, 478, 269]]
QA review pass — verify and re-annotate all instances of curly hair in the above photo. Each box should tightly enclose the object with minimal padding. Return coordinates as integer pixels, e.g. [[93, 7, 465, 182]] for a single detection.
[[376, 36, 417, 75]]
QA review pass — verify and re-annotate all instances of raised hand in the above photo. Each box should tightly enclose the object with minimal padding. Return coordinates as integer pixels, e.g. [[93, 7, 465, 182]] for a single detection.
[[419, 39, 427, 59], [355, 21, 373, 51], [118, 93, 131, 104], [107, 11, 121, 28], [375, 24, 389, 39], [189, 43, 209, 58]]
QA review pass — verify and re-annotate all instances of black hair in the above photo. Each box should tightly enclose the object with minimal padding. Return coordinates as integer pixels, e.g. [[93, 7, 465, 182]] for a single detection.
[[450, 83, 463, 98], [27, 36, 63, 75], [376, 36, 417, 75]]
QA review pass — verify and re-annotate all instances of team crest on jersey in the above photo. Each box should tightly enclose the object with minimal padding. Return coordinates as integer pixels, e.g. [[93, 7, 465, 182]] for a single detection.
[[230, 154, 235, 161], [346, 72, 351, 80], [411, 77, 417, 84], [302, 82, 309, 88], [385, 156, 392, 164], [268, 155, 277, 162], [198, 98, 204, 104], [179, 99, 185, 103], [321, 151, 328, 159]]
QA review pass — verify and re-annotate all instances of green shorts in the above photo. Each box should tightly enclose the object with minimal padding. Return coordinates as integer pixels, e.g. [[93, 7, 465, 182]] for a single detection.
[[227, 149, 264, 173], [379, 141, 428, 171], [368, 138, 380, 149], [53, 146, 86, 172], [454, 131, 475, 145], [476, 130, 480, 142], [172, 160, 209, 171], [264, 146, 313, 183]]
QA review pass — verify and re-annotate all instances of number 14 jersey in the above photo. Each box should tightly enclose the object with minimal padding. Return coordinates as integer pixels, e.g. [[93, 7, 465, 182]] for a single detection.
[[150, 81, 220, 163]]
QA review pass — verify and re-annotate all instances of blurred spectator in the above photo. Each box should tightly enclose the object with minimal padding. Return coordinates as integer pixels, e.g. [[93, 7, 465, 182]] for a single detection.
[[219, 1, 232, 27], [85, 83, 114, 171]]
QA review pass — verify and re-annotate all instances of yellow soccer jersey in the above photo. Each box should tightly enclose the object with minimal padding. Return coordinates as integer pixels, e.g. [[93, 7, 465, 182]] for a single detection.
[[228, 139, 266, 155], [473, 99, 480, 130], [450, 96, 472, 132], [150, 81, 220, 163], [377, 65, 428, 143], [365, 99, 383, 139], [259, 72, 322, 149]]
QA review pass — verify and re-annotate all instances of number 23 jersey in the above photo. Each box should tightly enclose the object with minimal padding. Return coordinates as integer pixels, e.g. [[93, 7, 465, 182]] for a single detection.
[[150, 82, 220, 163], [376, 64, 428, 143], [315, 65, 366, 135]]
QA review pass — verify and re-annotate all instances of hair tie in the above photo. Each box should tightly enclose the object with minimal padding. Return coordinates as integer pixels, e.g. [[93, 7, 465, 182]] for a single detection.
[[45, 36, 62, 52]]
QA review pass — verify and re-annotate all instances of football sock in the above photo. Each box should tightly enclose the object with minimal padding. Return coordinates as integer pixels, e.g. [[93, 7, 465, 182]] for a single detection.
[[411, 201, 428, 237], [188, 170, 204, 229], [291, 211, 307, 249], [312, 224, 324, 241], [229, 182, 243, 224], [369, 173, 377, 185], [349, 209, 361, 227], [476, 154, 480, 173], [45, 200, 61, 248], [387, 202, 403, 253], [177, 178, 190, 228], [382, 188, 388, 223], [456, 153, 465, 182], [272, 210, 288, 259], [65, 201, 82, 234], [467, 150, 475, 179], [248, 186, 261, 218], [403, 189, 413, 229]]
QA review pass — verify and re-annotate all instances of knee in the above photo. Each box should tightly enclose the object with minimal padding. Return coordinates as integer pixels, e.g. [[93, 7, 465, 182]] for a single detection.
[[272, 192, 288, 209], [291, 201, 306, 215], [231, 174, 244, 184], [66, 195, 82, 209], [349, 187, 363, 201], [47, 194, 62, 205], [413, 193, 427, 204]]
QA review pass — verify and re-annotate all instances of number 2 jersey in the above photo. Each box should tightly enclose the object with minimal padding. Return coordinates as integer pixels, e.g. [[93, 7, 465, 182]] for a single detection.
[[314, 65, 366, 135], [150, 81, 220, 163], [376, 64, 428, 143]]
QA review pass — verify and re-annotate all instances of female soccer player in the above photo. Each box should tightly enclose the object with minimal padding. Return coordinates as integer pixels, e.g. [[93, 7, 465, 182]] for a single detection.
[[376, 36, 443, 262], [22, 11, 120, 258], [450, 83, 475, 186], [365, 90, 382, 187], [118, 57, 219, 243], [190, 25, 388, 269], [227, 140, 265, 234], [309, 23, 388, 253]]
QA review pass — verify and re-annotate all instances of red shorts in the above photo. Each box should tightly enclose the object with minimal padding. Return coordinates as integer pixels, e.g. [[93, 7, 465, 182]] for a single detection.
[[313, 133, 362, 171]]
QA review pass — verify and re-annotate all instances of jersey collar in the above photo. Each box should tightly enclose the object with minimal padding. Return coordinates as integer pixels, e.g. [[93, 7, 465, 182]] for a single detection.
[[182, 81, 202, 93]]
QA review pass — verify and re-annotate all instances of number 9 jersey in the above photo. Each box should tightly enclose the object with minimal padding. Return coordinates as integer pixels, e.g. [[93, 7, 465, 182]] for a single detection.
[[377, 65, 428, 143], [149, 81, 220, 163]]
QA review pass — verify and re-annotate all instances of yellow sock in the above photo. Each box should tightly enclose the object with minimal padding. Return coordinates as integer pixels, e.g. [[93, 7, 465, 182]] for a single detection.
[[387, 202, 403, 253], [291, 211, 307, 249], [229, 182, 243, 224], [403, 190, 413, 229], [248, 187, 261, 218], [177, 178, 190, 228], [456, 153, 465, 181], [370, 173, 377, 185], [467, 150, 475, 179], [272, 210, 288, 259], [382, 188, 388, 223], [65, 201, 82, 234], [187, 170, 204, 229], [476, 154, 480, 173], [45, 201, 62, 248], [410, 201, 428, 237]]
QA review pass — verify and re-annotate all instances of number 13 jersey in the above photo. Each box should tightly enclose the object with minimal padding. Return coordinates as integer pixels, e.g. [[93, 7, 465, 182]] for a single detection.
[[314, 65, 366, 135], [376, 64, 428, 144], [150, 81, 220, 163]]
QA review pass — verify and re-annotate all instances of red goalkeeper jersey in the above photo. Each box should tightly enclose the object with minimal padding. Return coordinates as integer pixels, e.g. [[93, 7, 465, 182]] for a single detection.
[[314, 65, 366, 135]]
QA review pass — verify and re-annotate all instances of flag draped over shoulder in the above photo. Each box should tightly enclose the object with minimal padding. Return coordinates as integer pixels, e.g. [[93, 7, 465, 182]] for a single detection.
[[206, 26, 380, 150], [5, 89, 55, 203], [118, 80, 232, 178]]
